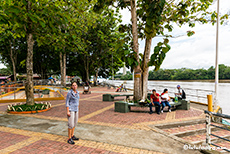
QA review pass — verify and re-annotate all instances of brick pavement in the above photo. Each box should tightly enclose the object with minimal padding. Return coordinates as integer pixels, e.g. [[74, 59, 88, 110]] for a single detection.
[[162, 123, 206, 134], [1, 87, 204, 128], [0, 86, 212, 154], [0, 126, 162, 154]]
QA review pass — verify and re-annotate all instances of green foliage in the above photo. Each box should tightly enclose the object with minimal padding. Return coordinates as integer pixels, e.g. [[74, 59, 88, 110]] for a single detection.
[[119, 72, 133, 80], [0, 67, 12, 75], [148, 64, 230, 80], [8, 103, 50, 112], [148, 39, 170, 71], [66, 7, 126, 80]]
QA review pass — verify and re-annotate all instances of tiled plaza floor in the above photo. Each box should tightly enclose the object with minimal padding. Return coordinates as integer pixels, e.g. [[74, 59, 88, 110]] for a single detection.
[[0, 86, 213, 154]]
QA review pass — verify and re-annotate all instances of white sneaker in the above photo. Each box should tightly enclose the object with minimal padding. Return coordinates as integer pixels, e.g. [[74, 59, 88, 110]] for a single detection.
[[169, 109, 171, 112], [161, 110, 163, 113]]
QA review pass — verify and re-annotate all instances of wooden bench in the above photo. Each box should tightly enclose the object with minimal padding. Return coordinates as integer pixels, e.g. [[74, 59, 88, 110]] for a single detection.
[[103, 94, 133, 101], [114, 100, 190, 113], [128, 101, 182, 110]]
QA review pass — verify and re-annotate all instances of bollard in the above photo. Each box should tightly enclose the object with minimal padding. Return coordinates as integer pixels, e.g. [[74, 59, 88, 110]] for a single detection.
[[207, 94, 213, 112]]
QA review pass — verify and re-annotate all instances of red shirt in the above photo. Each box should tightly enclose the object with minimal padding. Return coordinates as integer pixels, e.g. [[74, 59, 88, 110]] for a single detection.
[[150, 93, 160, 102]]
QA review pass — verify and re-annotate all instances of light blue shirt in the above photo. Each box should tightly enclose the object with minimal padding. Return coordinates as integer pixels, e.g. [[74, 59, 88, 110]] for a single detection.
[[66, 89, 80, 112]]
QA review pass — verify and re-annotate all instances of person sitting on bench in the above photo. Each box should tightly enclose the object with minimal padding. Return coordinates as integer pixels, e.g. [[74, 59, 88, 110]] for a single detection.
[[149, 89, 161, 115], [115, 84, 127, 92], [83, 80, 90, 94], [161, 89, 171, 113], [175, 85, 186, 100]]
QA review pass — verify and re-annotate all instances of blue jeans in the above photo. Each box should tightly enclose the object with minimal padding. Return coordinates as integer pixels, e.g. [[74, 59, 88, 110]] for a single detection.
[[161, 101, 171, 110], [149, 102, 161, 114]]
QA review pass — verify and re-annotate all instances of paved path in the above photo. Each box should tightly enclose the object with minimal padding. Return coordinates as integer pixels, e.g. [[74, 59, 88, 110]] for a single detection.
[[0, 86, 208, 154]]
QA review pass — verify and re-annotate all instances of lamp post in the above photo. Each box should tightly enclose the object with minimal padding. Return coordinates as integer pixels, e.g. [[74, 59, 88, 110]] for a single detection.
[[214, 0, 220, 110]]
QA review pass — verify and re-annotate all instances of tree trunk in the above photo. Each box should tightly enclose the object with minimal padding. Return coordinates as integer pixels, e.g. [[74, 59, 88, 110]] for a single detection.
[[9, 39, 17, 82], [63, 53, 66, 87], [60, 52, 66, 87], [94, 68, 99, 86], [25, 1, 34, 105], [25, 33, 34, 105], [141, 38, 152, 100], [12, 61, 16, 82], [84, 55, 89, 82], [131, 0, 141, 101], [60, 52, 64, 86]]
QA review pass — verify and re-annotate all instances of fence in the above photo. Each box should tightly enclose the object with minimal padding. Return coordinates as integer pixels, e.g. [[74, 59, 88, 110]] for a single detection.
[[153, 85, 214, 104], [104, 80, 214, 104], [205, 110, 230, 152]]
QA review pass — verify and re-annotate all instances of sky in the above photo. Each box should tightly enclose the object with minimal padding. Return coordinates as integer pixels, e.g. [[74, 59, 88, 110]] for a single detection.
[[119, 0, 230, 71]]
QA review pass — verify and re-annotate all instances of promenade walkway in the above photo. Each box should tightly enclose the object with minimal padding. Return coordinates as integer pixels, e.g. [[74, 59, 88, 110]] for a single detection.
[[0, 86, 215, 154]]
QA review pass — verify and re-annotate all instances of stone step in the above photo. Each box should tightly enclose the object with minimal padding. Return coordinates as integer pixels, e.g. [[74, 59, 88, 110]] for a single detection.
[[212, 140, 230, 153], [155, 118, 206, 129], [175, 125, 223, 138], [180, 130, 230, 145], [162, 123, 206, 135], [162, 122, 223, 137]]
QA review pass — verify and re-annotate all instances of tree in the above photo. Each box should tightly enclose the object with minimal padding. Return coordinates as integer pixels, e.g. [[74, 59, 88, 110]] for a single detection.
[[97, 0, 228, 100], [0, 35, 25, 82], [67, 7, 125, 82], [0, 0, 88, 104], [0, 67, 12, 75], [33, 43, 60, 79]]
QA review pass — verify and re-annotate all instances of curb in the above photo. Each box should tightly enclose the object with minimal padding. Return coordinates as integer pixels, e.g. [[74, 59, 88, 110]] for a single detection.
[[7, 107, 51, 114]]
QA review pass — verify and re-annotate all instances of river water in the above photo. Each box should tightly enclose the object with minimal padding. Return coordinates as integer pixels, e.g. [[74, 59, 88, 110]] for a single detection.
[[105, 80, 230, 115]]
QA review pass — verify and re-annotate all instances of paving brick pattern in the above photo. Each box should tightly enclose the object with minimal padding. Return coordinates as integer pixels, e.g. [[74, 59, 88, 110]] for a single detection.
[[0, 86, 213, 154], [214, 141, 230, 152], [163, 123, 206, 134], [0, 126, 162, 154], [10, 139, 120, 154], [181, 130, 230, 142], [0, 131, 29, 150], [87, 108, 167, 125], [175, 109, 202, 119]]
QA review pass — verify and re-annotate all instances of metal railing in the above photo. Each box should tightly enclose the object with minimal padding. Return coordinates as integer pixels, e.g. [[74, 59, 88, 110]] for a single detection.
[[151, 85, 214, 104], [104, 80, 214, 104], [205, 110, 230, 152], [0, 80, 67, 100]]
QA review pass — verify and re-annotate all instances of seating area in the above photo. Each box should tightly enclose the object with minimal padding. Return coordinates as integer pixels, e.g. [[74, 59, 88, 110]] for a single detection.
[[103, 93, 133, 101], [103, 93, 190, 113], [114, 99, 190, 113]]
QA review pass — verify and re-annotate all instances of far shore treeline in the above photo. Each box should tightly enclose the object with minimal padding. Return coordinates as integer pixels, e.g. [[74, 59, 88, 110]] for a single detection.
[[116, 64, 230, 80]]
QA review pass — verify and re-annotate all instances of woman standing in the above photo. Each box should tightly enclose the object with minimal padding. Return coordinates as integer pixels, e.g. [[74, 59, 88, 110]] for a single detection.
[[66, 82, 80, 144]]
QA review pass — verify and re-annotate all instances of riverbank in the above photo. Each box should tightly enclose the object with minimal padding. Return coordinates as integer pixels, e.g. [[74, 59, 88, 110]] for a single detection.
[[112, 79, 230, 83]]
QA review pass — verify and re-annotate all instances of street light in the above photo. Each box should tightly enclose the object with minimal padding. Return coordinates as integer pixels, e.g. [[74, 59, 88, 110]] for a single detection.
[[214, 0, 220, 110]]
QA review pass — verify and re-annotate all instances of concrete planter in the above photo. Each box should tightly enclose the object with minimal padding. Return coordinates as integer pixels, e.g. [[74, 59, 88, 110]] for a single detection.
[[8, 108, 51, 114]]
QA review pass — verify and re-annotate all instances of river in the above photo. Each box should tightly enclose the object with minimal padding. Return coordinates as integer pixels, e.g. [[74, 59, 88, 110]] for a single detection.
[[105, 80, 230, 115]]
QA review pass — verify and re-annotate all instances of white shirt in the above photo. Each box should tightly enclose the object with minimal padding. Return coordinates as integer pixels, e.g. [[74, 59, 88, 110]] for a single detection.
[[161, 93, 170, 101]]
